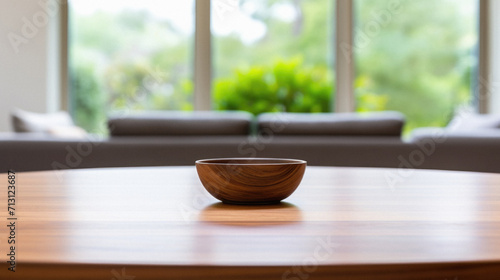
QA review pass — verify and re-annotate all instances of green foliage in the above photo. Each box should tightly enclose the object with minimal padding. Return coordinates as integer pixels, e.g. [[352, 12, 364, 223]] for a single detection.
[[214, 58, 333, 115], [105, 62, 150, 110], [70, 61, 105, 133], [354, 0, 476, 133], [69, 4, 193, 133], [104, 62, 193, 111], [355, 75, 388, 112], [213, 0, 332, 78]]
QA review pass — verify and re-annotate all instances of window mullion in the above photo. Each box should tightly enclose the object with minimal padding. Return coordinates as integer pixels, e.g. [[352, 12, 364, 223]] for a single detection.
[[194, 0, 212, 111], [335, 0, 355, 112], [478, 0, 490, 113]]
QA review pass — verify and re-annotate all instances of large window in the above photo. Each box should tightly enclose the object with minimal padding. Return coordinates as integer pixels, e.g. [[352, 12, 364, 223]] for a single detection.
[[69, 0, 194, 132], [69, 0, 479, 134], [354, 0, 478, 132]]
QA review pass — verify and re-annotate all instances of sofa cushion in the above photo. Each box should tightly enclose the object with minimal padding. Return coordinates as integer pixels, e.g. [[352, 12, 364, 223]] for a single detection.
[[108, 111, 254, 136], [257, 111, 405, 136]]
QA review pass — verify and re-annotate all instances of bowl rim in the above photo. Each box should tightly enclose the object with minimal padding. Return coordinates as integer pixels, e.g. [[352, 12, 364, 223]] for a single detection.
[[195, 158, 307, 165]]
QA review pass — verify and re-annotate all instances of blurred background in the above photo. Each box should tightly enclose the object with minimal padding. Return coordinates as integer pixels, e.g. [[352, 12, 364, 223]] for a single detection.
[[69, 0, 478, 134]]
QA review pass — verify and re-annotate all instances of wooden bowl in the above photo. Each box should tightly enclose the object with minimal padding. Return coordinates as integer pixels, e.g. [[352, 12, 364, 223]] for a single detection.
[[195, 158, 306, 205]]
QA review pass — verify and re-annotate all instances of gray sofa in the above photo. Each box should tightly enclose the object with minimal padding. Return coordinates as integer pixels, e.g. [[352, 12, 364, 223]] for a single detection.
[[2, 111, 500, 174]]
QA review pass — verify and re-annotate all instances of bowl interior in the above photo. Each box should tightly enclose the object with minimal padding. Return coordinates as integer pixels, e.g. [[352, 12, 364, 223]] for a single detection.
[[196, 158, 306, 165]]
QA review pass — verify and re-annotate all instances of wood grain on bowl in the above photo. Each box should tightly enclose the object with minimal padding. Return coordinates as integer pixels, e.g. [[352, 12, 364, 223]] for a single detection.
[[196, 158, 306, 205]]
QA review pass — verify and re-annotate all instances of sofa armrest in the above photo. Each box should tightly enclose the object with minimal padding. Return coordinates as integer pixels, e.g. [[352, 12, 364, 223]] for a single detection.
[[406, 127, 500, 173], [409, 127, 500, 143]]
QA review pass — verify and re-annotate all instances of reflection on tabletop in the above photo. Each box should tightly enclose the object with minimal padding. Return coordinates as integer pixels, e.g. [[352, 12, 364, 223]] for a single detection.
[[199, 202, 303, 226]]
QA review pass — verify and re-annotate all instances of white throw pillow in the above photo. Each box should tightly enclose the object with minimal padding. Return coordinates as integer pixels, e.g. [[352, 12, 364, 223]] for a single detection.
[[447, 113, 500, 131], [11, 108, 88, 138]]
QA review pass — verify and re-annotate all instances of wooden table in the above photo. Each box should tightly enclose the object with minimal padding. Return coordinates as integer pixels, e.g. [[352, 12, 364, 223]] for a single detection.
[[1, 166, 500, 279]]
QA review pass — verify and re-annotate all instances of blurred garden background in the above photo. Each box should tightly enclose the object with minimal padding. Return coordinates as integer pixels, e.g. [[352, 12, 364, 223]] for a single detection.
[[69, 0, 478, 134]]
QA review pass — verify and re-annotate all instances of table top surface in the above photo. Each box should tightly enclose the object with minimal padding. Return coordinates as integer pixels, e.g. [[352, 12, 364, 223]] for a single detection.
[[1, 166, 500, 279]]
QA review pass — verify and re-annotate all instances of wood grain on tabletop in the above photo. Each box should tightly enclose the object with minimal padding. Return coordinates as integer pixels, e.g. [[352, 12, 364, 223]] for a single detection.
[[1, 166, 499, 279]]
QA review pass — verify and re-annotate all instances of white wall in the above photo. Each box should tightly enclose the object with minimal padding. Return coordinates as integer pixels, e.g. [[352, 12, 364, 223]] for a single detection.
[[0, 0, 61, 132]]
